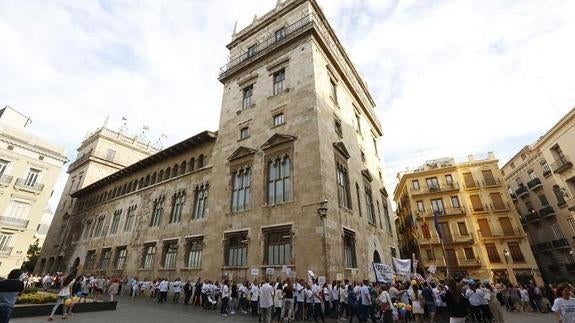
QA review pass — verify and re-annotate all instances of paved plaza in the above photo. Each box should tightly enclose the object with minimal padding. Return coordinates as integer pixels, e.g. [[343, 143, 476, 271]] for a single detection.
[[13, 295, 551, 323]]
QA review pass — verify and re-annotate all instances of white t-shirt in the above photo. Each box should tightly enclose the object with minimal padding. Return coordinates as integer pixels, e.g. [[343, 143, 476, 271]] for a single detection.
[[173, 281, 182, 293], [259, 283, 274, 308], [312, 284, 322, 304], [305, 289, 313, 303], [324, 287, 332, 302], [553, 297, 575, 323], [159, 280, 169, 292], [250, 284, 259, 301], [360, 285, 371, 305]]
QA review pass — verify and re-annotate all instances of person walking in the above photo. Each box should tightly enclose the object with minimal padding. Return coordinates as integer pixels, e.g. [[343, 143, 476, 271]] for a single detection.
[[108, 279, 119, 302], [348, 284, 360, 323], [281, 279, 294, 322], [48, 270, 76, 321], [230, 281, 238, 314], [221, 280, 230, 316], [158, 279, 169, 303], [552, 284, 575, 323], [172, 278, 182, 304], [359, 280, 372, 323], [378, 284, 394, 323], [272, 282, 283, 322], [0, 269, 25, 323], [444, 278, 469, 323], [485, 283, 504, 323], [260, 279, 275, 323], [466, 283, 486, 322], [183, 280, 192, 305], [250, 280, 260, 317]]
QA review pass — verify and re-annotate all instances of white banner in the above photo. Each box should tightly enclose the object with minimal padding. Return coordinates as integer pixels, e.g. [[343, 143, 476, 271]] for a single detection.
[[373, 263, 394, 283], [393, 257, 412, 275]]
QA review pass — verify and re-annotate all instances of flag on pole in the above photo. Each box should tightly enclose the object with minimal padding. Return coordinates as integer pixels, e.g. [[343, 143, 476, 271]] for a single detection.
[[433, 211, 442, 239]]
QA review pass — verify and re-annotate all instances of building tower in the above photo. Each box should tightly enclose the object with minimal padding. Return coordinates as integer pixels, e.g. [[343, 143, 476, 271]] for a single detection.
[[0, 106, 67, 276], [37, 126, 158, 273], [394, 153, 543, 285]]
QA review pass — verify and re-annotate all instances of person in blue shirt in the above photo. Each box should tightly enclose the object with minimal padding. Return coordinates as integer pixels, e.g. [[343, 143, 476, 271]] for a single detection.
[[0, 269, 25, 323], [348, 284, 360, 323]]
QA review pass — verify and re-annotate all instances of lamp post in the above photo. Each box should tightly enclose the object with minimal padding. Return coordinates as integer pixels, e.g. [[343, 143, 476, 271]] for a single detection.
[[318, 200, 329, 277], [503, 249, 511, 283]]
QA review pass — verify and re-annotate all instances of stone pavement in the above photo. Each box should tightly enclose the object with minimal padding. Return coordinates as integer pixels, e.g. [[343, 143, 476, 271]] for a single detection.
[[13, 296, 552, 323]]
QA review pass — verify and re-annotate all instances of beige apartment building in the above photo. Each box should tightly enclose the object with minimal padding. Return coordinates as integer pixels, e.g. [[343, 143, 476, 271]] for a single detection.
[[0, 106, 67, 276], [36, 0, 397, 282], [394, 154, 542, 285], [501, 107, 575, 283]]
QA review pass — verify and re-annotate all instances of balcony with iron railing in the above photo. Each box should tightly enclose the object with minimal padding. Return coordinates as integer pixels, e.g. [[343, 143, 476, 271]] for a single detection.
[[463, 180, 481, 190], [477, 227, 523, 240], [525, 211, 540, 223], [527, 177, 542, 190], [219, 14, 314, 78], [0, 247, 13, 256], [551, 157, 573, 174], [543, 168, 552, 177], [416, 207, 467, 220], [552, 238, 570, 249], [515, 185, 529, 198], [410, 182, 460, 196], [483, 178, 502, 187], [566, 263, 575, 272], [14, 178, 44, 193], [0, 174, 13, 185], [0, 216, 29, 229], [539, 205, 555, 218], [534, 242, 552, 252]]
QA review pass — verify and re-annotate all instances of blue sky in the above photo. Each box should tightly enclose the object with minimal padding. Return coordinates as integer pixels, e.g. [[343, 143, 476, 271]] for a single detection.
[[1, 0, 574, 208]]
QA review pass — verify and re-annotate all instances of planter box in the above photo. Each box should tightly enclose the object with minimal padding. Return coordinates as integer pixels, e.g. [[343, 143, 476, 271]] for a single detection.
[[12, 300, 117, 318]]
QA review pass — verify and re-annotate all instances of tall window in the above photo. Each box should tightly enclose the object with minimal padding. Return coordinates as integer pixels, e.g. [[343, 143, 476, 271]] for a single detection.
[[382, 196, 392, 233], [336, 162, 351, 209], [267, 155, 291, 205], [464, 247, 475, 260], [273, 113, 285, 126], [247, 44, 257, 58], [225, 234, 247, 267], [470, 195, 483, 211], [431, 199, 444, 215], [3, 200, 31, 220], [0, 159, 8, 176], [482, 169, 497, 185], [24, 169, 40, 186], [0, 233, 14, 252], [508, 242, 525, 262], [412, 180, 420, 190], [273, 69, 285, 95], [242, 85, 253, 109], [115, 247, 127, 270], [193, 184, 208, 219], [124, 207, 135, 232], [99, 249, 111, 270], [82, 221, 92, 239], [553, 185, 566, 205], [426, 177, 439, 191], [109, 209, 122, 235], [232, 167, 251, 212], [142, 244, 156, 269], [275, 27, 286, 41], [163, 241, 177, 268], [541, 160, 551, 175], [457, 222, 469, 236], [94, 216, 105, 237], [568, 218, 575, 235], [416, 201, 425, 212], [330, 79, 338, 104], [364, 184, 375, 224], [343, 230, 357, 268], [240, 127, 250, 140], [186, 238, 203, 268], [490, 192, 505, 210], [355, 183, 362, 217], [265, 228, 292, 265], [85, 250, 96, 270], [485, 244, 501, 263], [450, 196, 460, 208], [150, 196, 165, 227], [169, 191, 185, 223], [552, 223, 566, 240], [445, 174, 453, 184]]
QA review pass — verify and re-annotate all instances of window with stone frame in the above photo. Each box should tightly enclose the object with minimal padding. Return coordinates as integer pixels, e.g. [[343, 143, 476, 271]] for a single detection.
[[224, 232, 248, 267], [507, 242, 525, 262], [114, 246, 127, 270], [185, 237, 203, 268], [273, 69, 285, 95], [94, 215, 105, 237], [242, 85, 253, 109], [85, 250, 96, 270], [150, 196, 165, 227], [343, 229, 357, 268], [82, 220, 92, 239], [264, 226, 292, 266], [381, 195, 392, 234], [142, 243, 156, 269], [109, 209, 122, 235], [364, 183, 376, 224], [99, 248, 112, 270], [193, 184, 208, 219], [336, 161, 351, 209], [231, 166, 251, 212], [485, 243, 501, 263], [267, 154, 292, 205], [169, 190, 186, 223], [163, 240, 178, 268]]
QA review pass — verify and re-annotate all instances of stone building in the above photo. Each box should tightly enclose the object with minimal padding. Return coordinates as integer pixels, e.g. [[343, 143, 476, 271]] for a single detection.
[[501, 107, 575, 283], [394, 154, 542, 285], [36, 0, 397, 282], [0, 106, 67, 276]]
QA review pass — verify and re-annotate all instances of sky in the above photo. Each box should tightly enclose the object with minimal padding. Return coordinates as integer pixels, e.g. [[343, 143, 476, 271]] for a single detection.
[[1, 0, 574, 209]]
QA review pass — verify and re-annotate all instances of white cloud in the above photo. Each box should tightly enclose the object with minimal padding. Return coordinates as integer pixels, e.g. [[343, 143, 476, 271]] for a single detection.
[[1, 0, 574, 206]]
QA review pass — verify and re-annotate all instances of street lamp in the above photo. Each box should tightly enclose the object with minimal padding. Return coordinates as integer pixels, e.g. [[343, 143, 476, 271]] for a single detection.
[[318, 200, 328, 218], [317, 200, 329, 277]]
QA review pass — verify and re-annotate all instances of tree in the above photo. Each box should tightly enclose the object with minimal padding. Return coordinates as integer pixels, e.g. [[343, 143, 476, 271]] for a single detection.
[[21, 239, 41, 273]]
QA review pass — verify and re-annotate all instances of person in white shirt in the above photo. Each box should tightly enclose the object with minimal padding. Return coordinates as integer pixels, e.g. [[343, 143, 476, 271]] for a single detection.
[[250, 280, 260, 317], [312, 280, 325, 322], [158, 279, 169, 303], [359, 280, 372, 322], [259, 279, 274, 323], [239, 282, 249, 313], [466, 283, 487, 322], [172, 278, 182, 303], [339, 281, 348, 320], [221, 280, 230, 316], [331, 282, 339, 319], [553, 284, 575, 323], [305, 284, 314, 320], [295, 280, 305, 320], [323, 283, 332, 317]]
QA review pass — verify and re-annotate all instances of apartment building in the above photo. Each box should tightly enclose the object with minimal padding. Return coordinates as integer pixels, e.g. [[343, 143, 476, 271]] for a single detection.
[[36, 0, 397, 282], [395, 153, 542, 285], [501, 107, 575, 283], [0, 106, 67, 276]]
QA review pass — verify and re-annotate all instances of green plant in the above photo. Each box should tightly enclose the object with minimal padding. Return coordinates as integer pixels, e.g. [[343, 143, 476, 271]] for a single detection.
[[16, 291, 58, 304]]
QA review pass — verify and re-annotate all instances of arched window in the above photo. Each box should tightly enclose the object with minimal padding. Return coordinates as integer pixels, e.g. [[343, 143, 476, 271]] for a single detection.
[[267, 155, 291, 205], [189, 158, 195, 172], [112, 187, 117, 198], [180, 161, 186, 175], [139, 177, 144, 189], [158, 170, 164, 181], [122, 184, 127, 195], [173, 164, 179, 177], [193, 184, 209, 219], [197, 155, 204, 168], [165, 167, 171, 179], [151, 172, 157, 185]]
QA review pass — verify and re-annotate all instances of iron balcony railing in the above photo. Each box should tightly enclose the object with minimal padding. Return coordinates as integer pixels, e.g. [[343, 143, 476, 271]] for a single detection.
[[551, 156, 573, 174], [477, 227, 523, 239], [525, 211, 540, 223], [463, 180, 481, 189], [527, 177, 542, 190], [219, 14, 314, 77], [0, 174, 13, 185], [539, 205, 555, 218], [535, 242, 552, 251], [0, 247, 13, 256], [0, 216, 29, 229], [552, 238, 569, 249], [515, 185, 529, 197], [14, 178, 44, 192], [411, 182, 460, 195], [482, 178, 502, 186]]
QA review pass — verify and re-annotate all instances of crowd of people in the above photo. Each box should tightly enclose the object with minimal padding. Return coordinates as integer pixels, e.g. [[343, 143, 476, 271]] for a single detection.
[[13, 271, 575, 323]]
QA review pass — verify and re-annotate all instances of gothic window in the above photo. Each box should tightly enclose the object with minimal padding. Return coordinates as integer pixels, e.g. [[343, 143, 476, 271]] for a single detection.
[[267, 155, 291, 205], [193, 184, 208, 219], [150, 196, 165, 227], [232, 167, 251, 212], [169, 190, 186, 223]]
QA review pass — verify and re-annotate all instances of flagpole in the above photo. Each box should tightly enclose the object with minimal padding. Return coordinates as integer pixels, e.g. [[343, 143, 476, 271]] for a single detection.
[[433, 211, 450, 278], [440, 236, 450, 278]]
